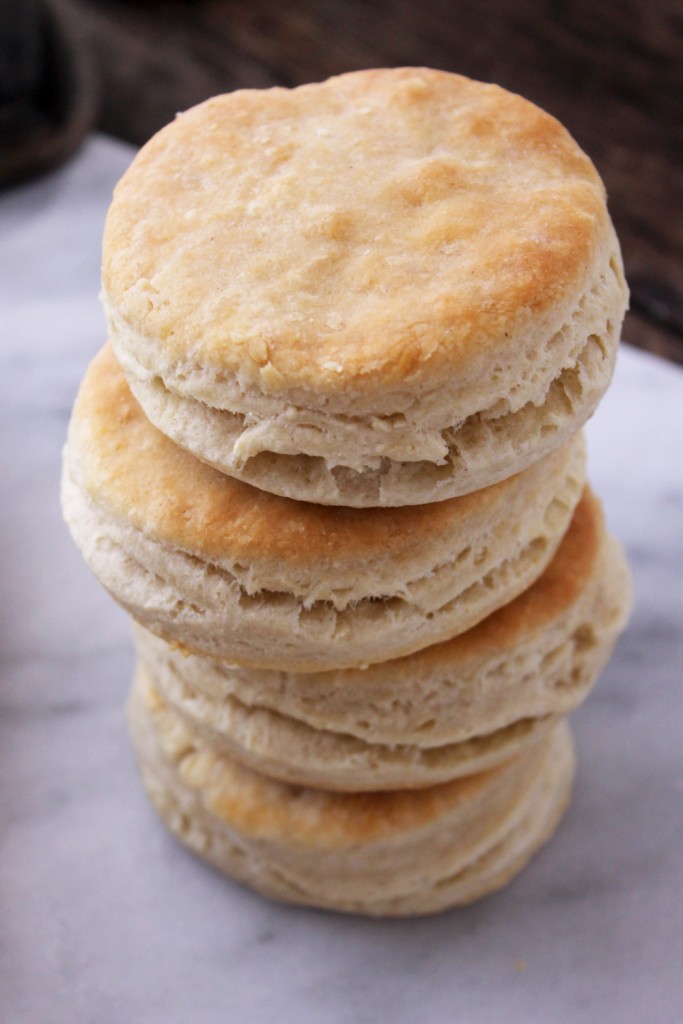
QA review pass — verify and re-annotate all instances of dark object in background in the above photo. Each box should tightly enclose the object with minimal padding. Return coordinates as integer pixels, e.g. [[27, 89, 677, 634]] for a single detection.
[[0, 0, 94, 187]]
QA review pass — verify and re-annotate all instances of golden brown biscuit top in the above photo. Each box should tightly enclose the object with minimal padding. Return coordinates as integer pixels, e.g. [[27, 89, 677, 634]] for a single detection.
[[69, 345, 532, 566], [103, 67, 609, 394]]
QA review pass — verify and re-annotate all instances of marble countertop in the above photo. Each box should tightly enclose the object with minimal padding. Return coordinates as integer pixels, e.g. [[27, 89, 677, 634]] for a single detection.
[[1, 137, 681, 1024]]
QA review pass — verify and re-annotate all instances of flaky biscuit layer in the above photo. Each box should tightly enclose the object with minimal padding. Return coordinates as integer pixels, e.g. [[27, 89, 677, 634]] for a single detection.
[[128, 680, 574, 916], [62, 347, 586, 670], [109, 236, 624, 505], [132, 491, 632, 790]]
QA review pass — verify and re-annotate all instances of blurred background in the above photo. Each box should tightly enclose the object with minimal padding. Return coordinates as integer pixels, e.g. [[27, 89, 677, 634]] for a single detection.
[[1, 0, 680, 363]]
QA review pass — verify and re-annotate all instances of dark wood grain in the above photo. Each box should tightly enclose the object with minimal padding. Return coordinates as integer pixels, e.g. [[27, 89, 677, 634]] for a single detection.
[[56, 0, 683, 363]]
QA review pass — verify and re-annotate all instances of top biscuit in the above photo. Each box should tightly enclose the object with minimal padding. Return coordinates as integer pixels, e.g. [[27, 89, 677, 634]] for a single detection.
[[103, 68, 627, 506]]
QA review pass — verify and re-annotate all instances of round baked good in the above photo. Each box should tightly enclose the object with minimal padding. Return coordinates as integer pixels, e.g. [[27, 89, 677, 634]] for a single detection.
[[103, 67, 627, 506], [128, 678, 575, 916], [132, 489, 632, 790], [62, 345, 586, 671]]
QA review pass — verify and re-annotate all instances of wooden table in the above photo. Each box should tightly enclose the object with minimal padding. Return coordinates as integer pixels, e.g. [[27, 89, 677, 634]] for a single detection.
[[56, 0, 683, 364]]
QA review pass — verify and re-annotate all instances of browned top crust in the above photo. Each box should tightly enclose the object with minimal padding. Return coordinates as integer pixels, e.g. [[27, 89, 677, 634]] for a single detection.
[[103, 68, 610, 396], [69, 345, 565, 569]]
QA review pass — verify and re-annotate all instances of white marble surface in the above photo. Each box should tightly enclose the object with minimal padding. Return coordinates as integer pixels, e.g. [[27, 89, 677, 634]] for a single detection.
[[1, 136, 682, 1024]]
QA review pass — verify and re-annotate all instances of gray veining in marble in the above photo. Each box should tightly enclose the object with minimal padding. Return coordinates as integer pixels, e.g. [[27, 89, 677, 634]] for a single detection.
[[1, 137, 682, 1024]]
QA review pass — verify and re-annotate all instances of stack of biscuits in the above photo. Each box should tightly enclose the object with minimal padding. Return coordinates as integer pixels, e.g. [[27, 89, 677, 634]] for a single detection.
[[62, 68, 632, 916]]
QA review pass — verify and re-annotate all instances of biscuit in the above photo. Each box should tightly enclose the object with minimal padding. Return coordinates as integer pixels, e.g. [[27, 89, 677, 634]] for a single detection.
[[103, 67, 627, 506], [128, 678, 575, 916], [132, 489, 632, 790], [62, 346, 586, 671]]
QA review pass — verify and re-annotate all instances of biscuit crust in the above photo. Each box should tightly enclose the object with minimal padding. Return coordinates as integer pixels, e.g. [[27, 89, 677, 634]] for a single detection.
[[128, 680, 575, 915], [62, 346, 587, 670], [102, 68, 627, 505], [132, 492, 632, 790], [104, 67, 613, 394]]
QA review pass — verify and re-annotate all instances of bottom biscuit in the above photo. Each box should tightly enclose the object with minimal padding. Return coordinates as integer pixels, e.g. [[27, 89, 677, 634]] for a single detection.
[[127, 677, 575, 916]]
